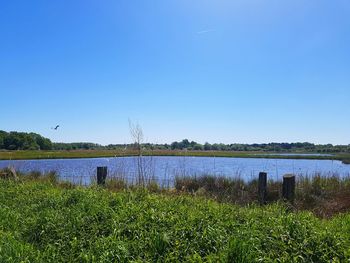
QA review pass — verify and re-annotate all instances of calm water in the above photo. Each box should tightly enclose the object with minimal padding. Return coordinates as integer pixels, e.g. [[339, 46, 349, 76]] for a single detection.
[[255, 153, 334, 157], [0, 156, 349, 185]]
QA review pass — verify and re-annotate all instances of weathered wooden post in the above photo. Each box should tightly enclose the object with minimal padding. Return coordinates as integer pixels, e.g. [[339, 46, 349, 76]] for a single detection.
[[282, 174, 295, 203], [97, 166, 107, 185], [258, 172, 267, 205]]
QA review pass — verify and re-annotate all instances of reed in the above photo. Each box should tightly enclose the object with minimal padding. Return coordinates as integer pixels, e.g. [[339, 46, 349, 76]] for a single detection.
[[174, 174, 350, 217]]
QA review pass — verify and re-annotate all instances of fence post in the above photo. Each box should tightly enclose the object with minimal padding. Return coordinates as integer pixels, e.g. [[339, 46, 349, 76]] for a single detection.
[[258, 172, 267, 205], [282, 174, 295, 203], [97, 167, 107, 185]]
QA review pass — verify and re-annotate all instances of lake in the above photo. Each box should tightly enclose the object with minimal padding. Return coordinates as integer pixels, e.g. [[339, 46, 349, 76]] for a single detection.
[[0, 156, 349, 185]]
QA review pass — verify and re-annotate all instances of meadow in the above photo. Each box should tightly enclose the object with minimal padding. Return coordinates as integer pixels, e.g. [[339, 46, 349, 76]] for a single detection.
[[0, 149, 349, 164], [0, 172, 350, 262]]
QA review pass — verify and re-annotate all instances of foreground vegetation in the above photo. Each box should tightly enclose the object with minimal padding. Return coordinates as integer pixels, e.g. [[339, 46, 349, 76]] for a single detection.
[[175, 174, 350, 218], [1, 173, 350, 262]]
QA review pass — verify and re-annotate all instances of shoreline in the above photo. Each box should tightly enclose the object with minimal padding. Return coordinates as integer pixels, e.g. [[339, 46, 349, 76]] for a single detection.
[[0, 150, 349, 164]]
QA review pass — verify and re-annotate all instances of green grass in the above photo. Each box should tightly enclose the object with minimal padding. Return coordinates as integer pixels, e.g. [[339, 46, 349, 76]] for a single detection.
[[0, 177, 350, 262], [1, 149, 349, 163], [174, 174, 350, 218]]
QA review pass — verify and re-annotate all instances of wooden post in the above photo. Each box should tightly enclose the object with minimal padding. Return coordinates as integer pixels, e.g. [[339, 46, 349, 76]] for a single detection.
[[282, 174, 295, 203], [97, 166, 107, 185], [258, 172, 267, 205]]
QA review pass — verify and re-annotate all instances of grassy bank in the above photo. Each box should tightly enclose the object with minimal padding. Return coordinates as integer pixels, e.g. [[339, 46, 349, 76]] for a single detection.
[[175, 174, 350, 218], [0, 149, 349, 163], [1, 174, 350, 262]]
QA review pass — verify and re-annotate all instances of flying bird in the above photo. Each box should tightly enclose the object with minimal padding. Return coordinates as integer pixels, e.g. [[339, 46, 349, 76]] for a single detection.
[[52, 125, 60, 130]]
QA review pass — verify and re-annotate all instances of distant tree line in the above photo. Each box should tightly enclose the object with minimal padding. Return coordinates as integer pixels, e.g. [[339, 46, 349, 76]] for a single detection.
[[53, 142, 103, 150], [1, 131, 349, 153], [165, 139, 350, 153], [0, 131, 52, 150], [107, 139, 350, 153], [0, 131, 106, 151]]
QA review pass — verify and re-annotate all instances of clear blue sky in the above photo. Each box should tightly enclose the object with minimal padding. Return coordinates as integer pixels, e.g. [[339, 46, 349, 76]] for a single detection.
[[1, 0, 349, 145]]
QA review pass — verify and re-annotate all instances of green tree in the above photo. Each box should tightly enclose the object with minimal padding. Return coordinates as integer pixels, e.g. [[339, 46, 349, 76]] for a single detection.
[[0, 130, 7, 149], [193, 144, 204, 150], [204, 142, 212, 151]]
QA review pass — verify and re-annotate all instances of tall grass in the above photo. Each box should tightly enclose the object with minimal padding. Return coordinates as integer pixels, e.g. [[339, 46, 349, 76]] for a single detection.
[[0, 178, 349, 262], [2, 168, 350, 217], [0, 167, 74, 188], [175, 174, 350, 217]]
